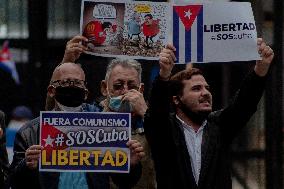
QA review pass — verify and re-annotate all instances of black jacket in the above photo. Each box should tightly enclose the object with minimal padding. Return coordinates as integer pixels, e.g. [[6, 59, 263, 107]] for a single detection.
[[144, 71, 266, 189], [0, 111, 9, 188], [9, 105, 141, 189]]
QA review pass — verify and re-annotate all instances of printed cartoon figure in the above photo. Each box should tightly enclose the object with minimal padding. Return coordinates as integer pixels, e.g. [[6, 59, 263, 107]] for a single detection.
[[104, 23, 118, 45], [126, 13, 141, 41], [141, 14, 160, 47], [83, 20, 116, 47]]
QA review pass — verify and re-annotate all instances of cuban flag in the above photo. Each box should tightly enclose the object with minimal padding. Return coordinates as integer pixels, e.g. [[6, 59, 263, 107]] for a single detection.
[[0, 41, 20, 84], [173, 5, 203, 63]]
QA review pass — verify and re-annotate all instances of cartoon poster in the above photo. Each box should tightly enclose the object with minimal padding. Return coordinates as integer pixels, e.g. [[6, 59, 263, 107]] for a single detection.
[[172, 2, 260, 63], [80, 0, 169, 60], [39, 112, 131, 173]]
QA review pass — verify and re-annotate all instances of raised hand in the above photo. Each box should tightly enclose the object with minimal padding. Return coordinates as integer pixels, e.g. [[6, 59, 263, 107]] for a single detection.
[[62, 35, 88, 63], [159, 44, 176, 80], [254, 38, 274, 77]]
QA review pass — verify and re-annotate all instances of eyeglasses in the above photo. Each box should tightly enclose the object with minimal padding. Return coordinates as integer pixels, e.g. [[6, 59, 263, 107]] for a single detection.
[[112, 82, 139, 91], [51, 79, 87, 88]]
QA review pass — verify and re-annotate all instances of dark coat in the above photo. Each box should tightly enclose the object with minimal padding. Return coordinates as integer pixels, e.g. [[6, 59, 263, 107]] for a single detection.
[[144, 71, 266, 189], [0, 111, 9, 188]]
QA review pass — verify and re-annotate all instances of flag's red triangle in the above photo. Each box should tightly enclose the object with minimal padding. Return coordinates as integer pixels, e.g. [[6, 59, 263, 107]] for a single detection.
[[0, 41, 11, 62], [174, 5, 202, 31], [41, 124, 68, 159]]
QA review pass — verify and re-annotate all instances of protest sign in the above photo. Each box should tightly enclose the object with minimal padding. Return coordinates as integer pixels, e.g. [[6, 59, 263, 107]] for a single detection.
[[39, 112, 131, 173], [172, 2, 260, 63], [80, 0, 169, 60]]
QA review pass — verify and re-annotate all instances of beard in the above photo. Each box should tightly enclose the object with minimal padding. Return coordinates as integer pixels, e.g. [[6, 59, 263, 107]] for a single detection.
[[178, 99, 211, 125]]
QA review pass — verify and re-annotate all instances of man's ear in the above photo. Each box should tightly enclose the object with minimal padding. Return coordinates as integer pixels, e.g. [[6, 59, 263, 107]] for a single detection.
[[172, 96, 180, 106], [139, 83, 144, 93], [46, 85, 56, 111], [101, 80, 108, 97], [84, 89, 89, 100], [47, 85, 56, 98]]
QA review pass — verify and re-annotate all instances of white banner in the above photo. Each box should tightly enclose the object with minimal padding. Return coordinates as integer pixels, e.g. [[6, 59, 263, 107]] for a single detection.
[[172, 2, 260, 63]]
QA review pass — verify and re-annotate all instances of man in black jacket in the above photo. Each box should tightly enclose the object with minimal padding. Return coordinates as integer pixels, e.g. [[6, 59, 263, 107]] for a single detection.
[[0, 111, 9, 188], [144, 38, 274, 189]]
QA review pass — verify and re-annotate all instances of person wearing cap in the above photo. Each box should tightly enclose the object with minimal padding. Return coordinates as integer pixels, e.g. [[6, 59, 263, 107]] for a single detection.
[[8, 106, 33, 130], [6, 106, 34, 163]]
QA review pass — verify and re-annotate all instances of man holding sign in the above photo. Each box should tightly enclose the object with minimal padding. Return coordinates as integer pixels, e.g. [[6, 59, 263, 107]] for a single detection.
[[60, 35, 157, 189], [144, 38, 273, 189], [10, 63, 144, 189]]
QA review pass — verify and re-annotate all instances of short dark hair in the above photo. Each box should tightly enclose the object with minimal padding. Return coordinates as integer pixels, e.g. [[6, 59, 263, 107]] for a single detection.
[[102, 22, 112, 30], [144, 14, 153, 19], [170, 68, 204, 97]]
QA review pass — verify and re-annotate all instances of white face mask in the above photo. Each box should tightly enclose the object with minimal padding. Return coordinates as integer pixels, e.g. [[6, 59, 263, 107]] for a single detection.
[[56, 101, 82, 112]]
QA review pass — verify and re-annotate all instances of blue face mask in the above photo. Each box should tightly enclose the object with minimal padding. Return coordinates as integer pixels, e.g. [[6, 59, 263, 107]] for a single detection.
[[108, 95, 132, 112]]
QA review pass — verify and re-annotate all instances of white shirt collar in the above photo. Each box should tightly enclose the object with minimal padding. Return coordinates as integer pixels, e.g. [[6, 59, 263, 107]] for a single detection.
[[176, 114, 207, 133]]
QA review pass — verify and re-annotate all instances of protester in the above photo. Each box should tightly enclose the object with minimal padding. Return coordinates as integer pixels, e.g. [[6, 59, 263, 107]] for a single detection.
[[10, 63, 144, 189], [100, 59, 157, 189], [6, 106, 34, 162], [8, 106, 33, 130], [144, 38, 274, 189], [59, 35, 157, 189], [0, 110, 9, 189]]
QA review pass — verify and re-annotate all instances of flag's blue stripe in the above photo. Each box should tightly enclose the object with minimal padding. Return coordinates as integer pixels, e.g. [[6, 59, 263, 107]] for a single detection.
[[0, 62, 12, 74], [185, 29, 191, 63], [197, 7, 203, 62], [173, 9, 179, 63]]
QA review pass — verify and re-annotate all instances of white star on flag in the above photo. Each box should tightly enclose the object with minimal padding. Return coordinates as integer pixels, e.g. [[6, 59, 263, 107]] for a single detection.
[[43, 135, 55, 147], [184, 10, 192, 19]]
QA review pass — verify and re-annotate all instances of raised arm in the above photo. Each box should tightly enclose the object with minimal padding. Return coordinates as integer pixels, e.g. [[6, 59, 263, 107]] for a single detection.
[[61, 35, 88, 63], [148, 44, 177, 115], [217, 38, 274, 139]]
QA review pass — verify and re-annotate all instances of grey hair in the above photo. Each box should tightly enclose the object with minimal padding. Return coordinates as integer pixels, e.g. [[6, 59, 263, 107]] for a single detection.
[[105, 58, 142, 82]]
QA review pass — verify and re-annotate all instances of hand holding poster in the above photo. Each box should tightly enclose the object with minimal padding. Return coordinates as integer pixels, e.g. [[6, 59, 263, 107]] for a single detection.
[[173, 2, 260, 63], [39, 112, 131, 173]]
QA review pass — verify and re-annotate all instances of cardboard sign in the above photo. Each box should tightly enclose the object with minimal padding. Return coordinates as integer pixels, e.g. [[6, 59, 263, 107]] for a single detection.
[[80, 1, 260, 63], [172, 2, 260, 63], [39, 112, 131, 173]]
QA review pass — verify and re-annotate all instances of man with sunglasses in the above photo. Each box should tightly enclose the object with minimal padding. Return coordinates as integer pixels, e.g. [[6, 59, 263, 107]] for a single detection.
[[59, 35, 157, 189], [9, 63, 144, 189]]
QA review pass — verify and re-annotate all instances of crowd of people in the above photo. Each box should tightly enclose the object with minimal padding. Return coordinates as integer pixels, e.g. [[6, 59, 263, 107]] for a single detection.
[[0, 34, 274, 189]]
